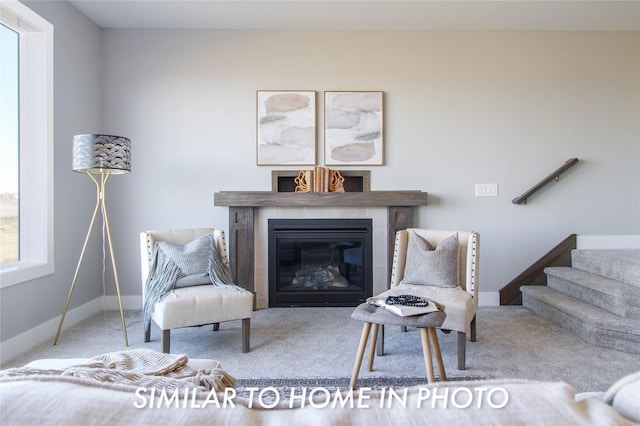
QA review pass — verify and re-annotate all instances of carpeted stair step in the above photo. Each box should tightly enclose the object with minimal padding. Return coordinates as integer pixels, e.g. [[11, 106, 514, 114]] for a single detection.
[[521, 286, 640, 354], [545, 267, 640, 320], [571, 249, 640, 289]]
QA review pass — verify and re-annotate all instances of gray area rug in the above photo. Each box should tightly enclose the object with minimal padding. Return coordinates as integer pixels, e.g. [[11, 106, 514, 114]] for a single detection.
[[236, 376, 455, 389], [3, 306, 640, 393]]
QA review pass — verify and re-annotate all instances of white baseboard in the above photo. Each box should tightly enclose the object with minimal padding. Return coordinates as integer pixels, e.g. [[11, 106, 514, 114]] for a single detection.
[[577, 235, 640, 249], [0, 295, 143, 366], [478, 291, 500, 306], [0, 297, 103, 366]]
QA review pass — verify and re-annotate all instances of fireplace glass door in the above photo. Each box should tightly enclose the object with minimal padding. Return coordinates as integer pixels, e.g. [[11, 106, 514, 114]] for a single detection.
[[268, 218, 372, 307]]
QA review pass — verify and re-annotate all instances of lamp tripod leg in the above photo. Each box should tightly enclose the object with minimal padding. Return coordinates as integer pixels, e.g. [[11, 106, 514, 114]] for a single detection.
[[54, 172, 129, 347], [53, 180, 101, 346], [100, 175, 129, 346]]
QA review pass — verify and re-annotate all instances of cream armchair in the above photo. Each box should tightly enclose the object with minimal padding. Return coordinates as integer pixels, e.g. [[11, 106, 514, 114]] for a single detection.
[[140, 228, 253, 353], [377, 229, 479, 370]]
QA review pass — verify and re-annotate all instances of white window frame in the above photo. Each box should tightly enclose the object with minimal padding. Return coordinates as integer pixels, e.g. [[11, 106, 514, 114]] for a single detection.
[[0, 1, 54, 287]]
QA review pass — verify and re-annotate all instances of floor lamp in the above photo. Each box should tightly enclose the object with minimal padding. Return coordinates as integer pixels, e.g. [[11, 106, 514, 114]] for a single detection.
[[53, 134, 131, 346]]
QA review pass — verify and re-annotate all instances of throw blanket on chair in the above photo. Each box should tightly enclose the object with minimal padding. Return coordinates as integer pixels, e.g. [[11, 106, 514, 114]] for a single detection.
[[0, 348, 236, 393], [142, 234, 245, 333]]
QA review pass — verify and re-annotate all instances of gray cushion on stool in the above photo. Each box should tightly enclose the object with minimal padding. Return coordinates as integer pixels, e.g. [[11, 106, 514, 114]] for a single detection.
[[351, 303, 445, 328]]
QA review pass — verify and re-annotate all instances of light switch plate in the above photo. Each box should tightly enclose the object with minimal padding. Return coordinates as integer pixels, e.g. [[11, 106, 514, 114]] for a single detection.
[[475, 183, 498, 197]]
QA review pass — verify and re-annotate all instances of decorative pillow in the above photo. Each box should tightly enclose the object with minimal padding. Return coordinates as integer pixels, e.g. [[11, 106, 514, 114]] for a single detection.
[[400, 231, 459, 288], [160, 236, 217, 288], [174, 272, 210, 288]]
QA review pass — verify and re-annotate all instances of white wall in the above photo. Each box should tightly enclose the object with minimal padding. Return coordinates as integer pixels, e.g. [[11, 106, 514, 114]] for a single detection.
[[102, 30, 639, 301], [1, 13, 638, 357], [0, 0, 103, 346]]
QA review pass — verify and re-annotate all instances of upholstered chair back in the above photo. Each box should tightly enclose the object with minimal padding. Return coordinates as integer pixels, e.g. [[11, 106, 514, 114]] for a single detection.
[[139, 228, 230, 299], [390, 229, 480, 301]]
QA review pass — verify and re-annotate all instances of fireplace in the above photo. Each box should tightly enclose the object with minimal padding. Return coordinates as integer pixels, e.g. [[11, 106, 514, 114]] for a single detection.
[[268, 218, 373, 307]]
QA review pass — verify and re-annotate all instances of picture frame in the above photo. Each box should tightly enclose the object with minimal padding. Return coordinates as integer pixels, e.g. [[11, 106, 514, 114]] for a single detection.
[[324, 91, 384, 166], [256, 90, 316, 166]]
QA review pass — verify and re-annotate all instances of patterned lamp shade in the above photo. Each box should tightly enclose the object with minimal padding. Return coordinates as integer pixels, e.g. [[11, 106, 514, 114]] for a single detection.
[[72, 134, 131, 174]]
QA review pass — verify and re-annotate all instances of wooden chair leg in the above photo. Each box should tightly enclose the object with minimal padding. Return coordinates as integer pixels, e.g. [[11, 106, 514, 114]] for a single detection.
[[470, 315, 477, 342], [350, 322, 372, 390], [457, 331, 466, 370], [420, 328, 436, 383], [162, 329, 171, 353], [376, 324, 385, 356], [144, 327, 151, 343], [428, 328, 447, 381], [367, 324, 379, 372], [242, 318, 250, 353], [213, 323, 220, 331]]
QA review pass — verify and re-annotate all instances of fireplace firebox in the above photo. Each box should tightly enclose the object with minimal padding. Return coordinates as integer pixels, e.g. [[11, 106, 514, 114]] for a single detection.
[[268, 218, 373, 307]]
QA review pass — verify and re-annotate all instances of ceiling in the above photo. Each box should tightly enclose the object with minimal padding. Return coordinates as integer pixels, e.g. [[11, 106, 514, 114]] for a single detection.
[[68, 0, 640, 31]]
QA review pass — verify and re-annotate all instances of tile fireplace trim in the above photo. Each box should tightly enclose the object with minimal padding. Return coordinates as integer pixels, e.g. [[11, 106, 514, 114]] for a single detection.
[[213, 191, 428, 301]]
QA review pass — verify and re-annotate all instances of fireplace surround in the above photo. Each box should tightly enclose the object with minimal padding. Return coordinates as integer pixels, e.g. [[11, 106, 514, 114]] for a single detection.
[[213, 190, 428, 308], [268, 218, 373, 307]]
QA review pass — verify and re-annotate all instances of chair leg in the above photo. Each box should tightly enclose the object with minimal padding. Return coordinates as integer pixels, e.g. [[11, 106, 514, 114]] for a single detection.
[[367, 324, 379, 372], [457, 331, 466, 370], [242, 318, 250, 353], [162, 329, 171, 353], [213, 323, 220, 331], [350, 322, 372, 390], [144, 327, 151, 343], [428, 328, 447, 381], [470, 315, 477, 342], [420, 328, 436, 383], [376, 324, 385, 356]]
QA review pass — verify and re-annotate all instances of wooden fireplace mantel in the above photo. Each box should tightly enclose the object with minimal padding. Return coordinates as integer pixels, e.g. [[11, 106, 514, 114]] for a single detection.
[[213, 190, 428, 297], [213, 190, 428, 207]]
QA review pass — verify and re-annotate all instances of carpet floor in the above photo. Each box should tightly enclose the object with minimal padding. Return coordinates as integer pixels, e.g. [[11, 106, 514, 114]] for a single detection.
[[3, 306, 639, 393]]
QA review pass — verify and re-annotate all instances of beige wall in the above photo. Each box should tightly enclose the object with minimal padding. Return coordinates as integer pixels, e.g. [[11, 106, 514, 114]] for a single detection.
[[102, 30, 639, 301]]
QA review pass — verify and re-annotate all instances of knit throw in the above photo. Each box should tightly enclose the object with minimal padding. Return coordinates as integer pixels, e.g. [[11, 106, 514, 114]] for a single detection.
[[142, 234, 245, 332], [0, 348, 236, 393]]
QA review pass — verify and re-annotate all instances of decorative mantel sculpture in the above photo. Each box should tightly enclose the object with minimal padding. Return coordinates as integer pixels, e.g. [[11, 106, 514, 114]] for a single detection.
[[294, 170, 311, 192], [329, 169, 345, 192]]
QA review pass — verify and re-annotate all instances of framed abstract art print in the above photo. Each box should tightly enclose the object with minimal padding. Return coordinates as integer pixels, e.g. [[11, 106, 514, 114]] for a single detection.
[[324, 91, 384, 166], [256, 90, 316, 166]]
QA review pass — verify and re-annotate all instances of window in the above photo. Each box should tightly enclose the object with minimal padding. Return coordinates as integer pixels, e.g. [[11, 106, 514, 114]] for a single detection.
[[0, 1, 53, 287], [1, 24, 19, 264]]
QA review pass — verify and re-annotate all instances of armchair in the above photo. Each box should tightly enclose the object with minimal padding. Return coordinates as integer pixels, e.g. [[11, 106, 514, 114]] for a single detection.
[[378, 229, 480, 369], [140, 228, 253, 353]]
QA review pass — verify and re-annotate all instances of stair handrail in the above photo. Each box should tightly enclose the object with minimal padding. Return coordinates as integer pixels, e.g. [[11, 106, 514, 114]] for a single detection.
[[512, 158, 579, 205]]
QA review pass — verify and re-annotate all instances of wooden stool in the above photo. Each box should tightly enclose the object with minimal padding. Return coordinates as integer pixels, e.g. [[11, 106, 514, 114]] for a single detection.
[[349, 303, 447, 389]]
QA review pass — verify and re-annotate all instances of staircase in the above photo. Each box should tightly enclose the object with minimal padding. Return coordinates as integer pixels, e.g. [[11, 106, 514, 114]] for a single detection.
[[521, 249, 640, 354]]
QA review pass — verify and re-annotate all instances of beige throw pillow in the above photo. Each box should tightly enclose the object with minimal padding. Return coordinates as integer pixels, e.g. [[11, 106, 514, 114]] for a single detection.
[[400, 231, 459, 288]]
